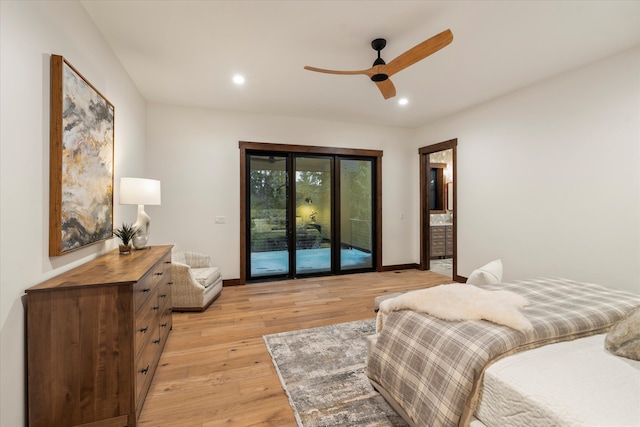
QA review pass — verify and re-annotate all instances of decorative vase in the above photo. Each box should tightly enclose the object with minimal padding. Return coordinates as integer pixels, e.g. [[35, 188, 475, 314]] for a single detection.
[[119, 244, 132, 254]]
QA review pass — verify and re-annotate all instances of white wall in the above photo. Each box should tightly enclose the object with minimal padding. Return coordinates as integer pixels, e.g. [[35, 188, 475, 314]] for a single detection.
[[414, 47, 640, 294], [146, 104, 417, 278], [0, 2, 147, 426]]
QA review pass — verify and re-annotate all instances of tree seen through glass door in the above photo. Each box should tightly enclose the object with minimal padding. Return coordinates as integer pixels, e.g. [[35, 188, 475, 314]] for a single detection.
[[295, 157, 331, 274], [248, 155, 289, 277]]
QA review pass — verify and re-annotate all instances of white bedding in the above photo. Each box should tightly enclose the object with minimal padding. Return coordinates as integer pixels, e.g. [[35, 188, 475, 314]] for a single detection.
[[474, 334, 640, 427]]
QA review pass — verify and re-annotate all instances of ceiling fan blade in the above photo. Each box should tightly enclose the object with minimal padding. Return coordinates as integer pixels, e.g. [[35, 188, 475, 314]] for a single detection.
[[304, 65, 373, 76], [383, 29, 453, 77], [375, 79, 396, 99], [375, 78, 396, 99]]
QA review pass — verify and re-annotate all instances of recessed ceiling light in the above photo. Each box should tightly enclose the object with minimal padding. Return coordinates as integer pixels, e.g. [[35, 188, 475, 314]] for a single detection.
[[398, 98, 408, 106], [232, 74, 245, 85]]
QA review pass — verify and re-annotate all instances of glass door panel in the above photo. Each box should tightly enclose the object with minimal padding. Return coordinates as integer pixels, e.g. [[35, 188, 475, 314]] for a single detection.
[[295, 156, 332, 275], [339, 159, 373, 271], [248, 154, 289, 279]]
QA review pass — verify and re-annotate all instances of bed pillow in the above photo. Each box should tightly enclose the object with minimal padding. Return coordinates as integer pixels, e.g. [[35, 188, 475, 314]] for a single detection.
[[467, 259, 503, 285], [605, 306, 640, 361]]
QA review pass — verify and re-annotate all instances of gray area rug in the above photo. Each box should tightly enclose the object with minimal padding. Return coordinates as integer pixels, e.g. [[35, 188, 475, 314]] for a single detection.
[[263, 319, 408, 427]]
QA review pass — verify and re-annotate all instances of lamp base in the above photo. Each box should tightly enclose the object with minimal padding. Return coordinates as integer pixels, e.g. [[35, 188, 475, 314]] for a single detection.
[[132, 205, 151, 249], [132, 233, 149, 249]]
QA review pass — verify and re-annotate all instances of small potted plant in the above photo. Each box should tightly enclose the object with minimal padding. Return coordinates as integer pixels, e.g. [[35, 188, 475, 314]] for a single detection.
[[113, 223, 139, 254]]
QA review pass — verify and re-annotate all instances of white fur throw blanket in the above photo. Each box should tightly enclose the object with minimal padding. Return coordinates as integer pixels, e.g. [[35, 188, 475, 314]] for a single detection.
[[376, 283, 533, 334]]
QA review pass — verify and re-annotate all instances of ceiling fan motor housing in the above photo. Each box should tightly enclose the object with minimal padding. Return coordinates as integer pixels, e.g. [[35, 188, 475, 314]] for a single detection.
[[371, 38, 388, 81]]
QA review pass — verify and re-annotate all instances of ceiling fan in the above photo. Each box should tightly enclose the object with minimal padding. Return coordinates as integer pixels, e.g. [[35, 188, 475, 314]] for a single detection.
[[304, 29, 453, 100]]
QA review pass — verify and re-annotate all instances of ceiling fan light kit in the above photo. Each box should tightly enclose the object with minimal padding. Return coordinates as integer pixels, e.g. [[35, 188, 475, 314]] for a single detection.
[[304, 29, 453, 100]]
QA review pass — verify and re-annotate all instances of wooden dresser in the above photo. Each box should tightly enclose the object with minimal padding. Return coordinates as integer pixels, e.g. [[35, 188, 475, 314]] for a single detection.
[[26, 245, 173, 427]]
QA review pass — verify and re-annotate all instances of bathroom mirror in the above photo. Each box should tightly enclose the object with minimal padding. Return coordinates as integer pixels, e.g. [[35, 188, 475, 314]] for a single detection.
[[429, 163, 446, 213]]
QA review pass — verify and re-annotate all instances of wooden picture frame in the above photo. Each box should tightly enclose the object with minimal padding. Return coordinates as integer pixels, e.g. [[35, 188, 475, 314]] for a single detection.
[[49, 55, 114, 256]]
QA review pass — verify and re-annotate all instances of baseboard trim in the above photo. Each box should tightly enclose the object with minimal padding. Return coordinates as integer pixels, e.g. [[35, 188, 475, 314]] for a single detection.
[[223, 278, 243, 287], [379, 263, 419, 272], [224, 265, 441, 285]]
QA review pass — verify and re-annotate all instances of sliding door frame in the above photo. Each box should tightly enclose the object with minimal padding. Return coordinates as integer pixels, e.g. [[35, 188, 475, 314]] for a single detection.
[[239, 141, 383, 285]]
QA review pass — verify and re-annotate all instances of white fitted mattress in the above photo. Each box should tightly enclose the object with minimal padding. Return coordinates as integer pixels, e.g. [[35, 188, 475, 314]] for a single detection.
[[474, 334, 640, 427]]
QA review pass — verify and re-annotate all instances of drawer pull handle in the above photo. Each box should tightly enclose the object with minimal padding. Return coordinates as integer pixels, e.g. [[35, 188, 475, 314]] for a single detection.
[[161, 322, 168, 328], [155, 272, 163, 276], [153, 305, 160, 311], [168, 281, 174, 285], [139, 326, 148, 333], [165, 260, 171, 264], [160, 294, 167, 298], [142, 288, 151, 293], [140, 365, 149, 375], [153, 338, 161, 344]]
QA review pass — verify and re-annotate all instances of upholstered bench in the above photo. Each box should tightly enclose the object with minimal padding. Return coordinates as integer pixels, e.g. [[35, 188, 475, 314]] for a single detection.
[[369, 292, 406, 368], [171, 246, 222, 311], [370, 292, 406, 359], [374, 292, 404, 312]]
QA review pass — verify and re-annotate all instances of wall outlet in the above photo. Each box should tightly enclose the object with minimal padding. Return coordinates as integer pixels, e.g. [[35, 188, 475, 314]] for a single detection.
[[215, 216, 225, 224]]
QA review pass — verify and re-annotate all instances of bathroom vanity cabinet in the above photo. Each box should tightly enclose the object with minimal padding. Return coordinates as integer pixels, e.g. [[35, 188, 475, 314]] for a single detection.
[[430, 225, 453, 258]]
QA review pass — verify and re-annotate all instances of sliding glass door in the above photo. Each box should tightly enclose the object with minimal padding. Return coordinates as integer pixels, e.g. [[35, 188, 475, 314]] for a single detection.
[[339, 159, 374, 271], [295, 157, 332, 275], [248, 154, 290, 278], [246, 151, 375, 281]]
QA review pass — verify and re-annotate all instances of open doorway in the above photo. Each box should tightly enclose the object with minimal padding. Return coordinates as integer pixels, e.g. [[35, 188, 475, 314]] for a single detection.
[[419, 139, 461, 282]]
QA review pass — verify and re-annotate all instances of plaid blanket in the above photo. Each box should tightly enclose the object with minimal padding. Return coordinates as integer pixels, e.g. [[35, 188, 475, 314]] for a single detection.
[[366, 278, 640, 427]]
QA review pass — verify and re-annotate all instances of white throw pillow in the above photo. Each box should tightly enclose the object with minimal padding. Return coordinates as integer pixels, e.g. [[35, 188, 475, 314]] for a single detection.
[[467, 259, 503, 285]]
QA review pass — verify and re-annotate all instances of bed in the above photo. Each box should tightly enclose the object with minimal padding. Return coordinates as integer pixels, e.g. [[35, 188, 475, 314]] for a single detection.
[[366, 278, 640, 427], [474, 333, 640, 426]]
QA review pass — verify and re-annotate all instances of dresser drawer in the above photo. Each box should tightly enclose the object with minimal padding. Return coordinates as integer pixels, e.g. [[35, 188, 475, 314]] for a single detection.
[[159, 253, 173, 336], [158, 286, 171, 312], [149, 262, 164, 287], [134, 290, 160, 359], [133, 274, 155, 313], [158, 256, 172, 312], [135, 323, 160, 404], [159, 310, 172, 342], [158, 287, 172, 337]]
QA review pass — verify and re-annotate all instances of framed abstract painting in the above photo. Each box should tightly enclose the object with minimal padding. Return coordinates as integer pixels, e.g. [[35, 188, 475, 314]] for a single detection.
[[49, 54, 114, 256]]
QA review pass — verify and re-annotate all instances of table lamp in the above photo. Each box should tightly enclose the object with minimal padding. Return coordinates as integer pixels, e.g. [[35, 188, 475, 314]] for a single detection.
[[119, 177, 161, 249]]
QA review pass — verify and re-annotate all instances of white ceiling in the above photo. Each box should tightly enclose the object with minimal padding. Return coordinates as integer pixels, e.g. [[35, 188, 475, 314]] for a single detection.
[[81, 1, 640, 129]]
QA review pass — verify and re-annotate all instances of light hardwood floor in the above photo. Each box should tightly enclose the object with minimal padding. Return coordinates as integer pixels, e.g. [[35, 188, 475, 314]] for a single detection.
[[138, 269, 453, 426]]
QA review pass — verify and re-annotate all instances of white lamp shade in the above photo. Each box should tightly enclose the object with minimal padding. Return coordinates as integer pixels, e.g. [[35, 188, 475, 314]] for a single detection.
[[119, 177, 161, 205]]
